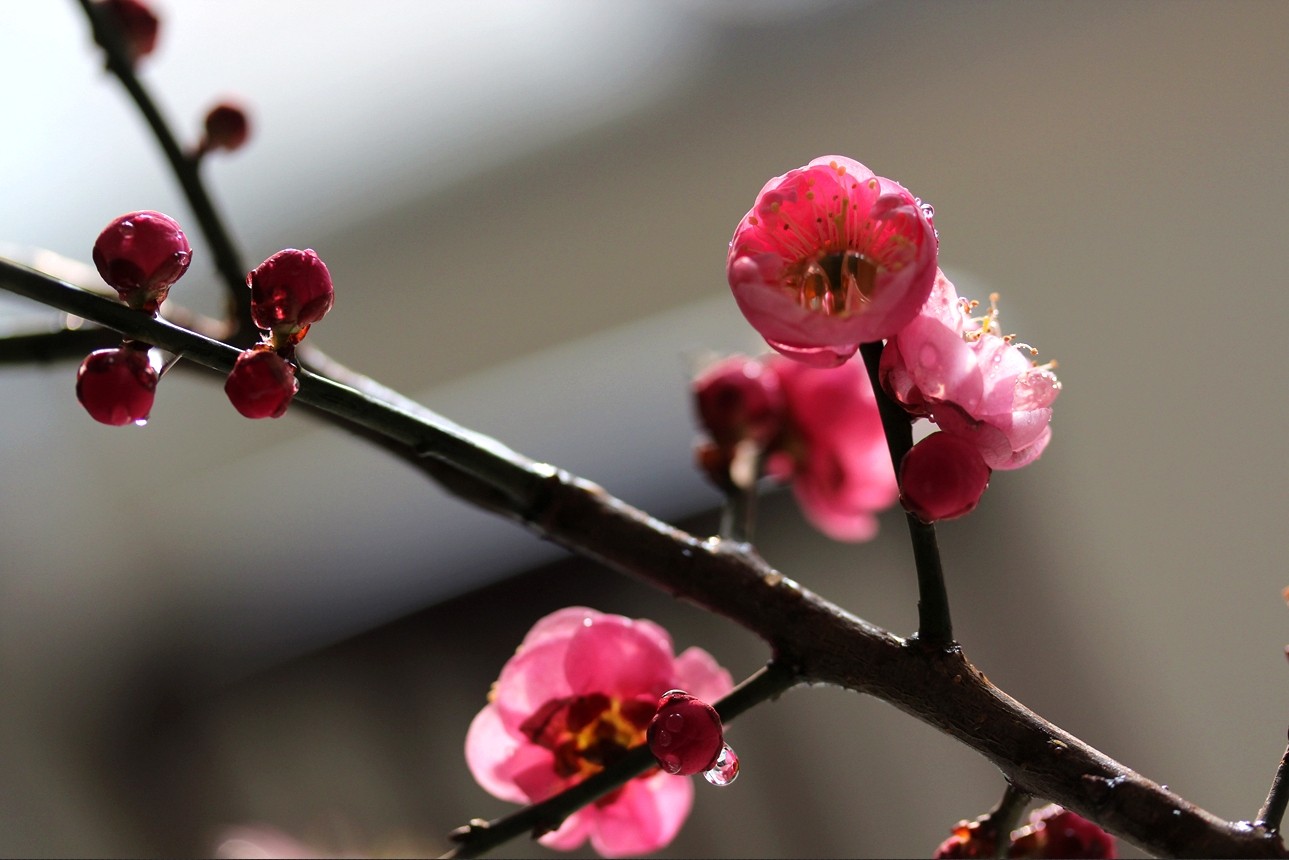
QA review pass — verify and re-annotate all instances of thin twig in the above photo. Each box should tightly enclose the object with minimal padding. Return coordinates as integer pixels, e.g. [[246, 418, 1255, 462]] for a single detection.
[[858, 340, 954, 647], [1258, 742, 1289, 832], [2, 261, 1281, 857], [990, 782, 1033, 859], [75, 0, 255, 340], [443, 663, 798, 859]]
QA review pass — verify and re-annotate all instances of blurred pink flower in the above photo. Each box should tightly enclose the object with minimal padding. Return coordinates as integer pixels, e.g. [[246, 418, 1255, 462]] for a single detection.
[[465, 607, 733, 857], [881, 271, 1060, 470], [727, 155, 938, 367], [215, 826, 330, 859], [690, 354, 897, 541], [769, 356, 898, 541]]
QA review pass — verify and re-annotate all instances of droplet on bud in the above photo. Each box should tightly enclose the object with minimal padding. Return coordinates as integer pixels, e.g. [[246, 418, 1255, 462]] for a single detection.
[[646, 691, 724, 776], [702, 744, 739, 786]]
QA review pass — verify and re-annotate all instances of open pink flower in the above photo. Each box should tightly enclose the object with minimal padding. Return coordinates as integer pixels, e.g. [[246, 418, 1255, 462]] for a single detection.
[[691, 354, 897, 541], [770, 356, 899, 540], [466, 607, 733, 857], [727, 156, 938, 367], [881, 271, 1060, 470]]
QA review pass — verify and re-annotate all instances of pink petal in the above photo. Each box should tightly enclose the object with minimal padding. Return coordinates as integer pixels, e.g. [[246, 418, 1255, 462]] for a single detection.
[[899, 314, 982, 410], [520, 606, 602, 650], [774, 357, 898, 541], [671, 647, 735, 704], [589, 772, 694, 857], [506, 745, 567, 803], [538, 808, 594, 852], [463, 705, 530, 804], [565, 616, 675, 700], [793, 477, 881, 542], [492, 638, 574, 731], [764, 335, 858, 368], [992, 425, 1052, 470], [1013, 367, 1061, 410], [919, 270, 966, 332]]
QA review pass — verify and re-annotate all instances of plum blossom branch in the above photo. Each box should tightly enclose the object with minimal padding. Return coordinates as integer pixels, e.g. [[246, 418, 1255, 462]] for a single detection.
[[2, 259, 1283, 858], [443, 663, 799, 859], [859, 340, 954, 647]]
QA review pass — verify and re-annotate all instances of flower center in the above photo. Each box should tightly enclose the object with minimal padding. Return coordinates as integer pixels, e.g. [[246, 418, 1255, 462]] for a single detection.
[[790, 251, 878, 317], [519, 693, 655, 781]]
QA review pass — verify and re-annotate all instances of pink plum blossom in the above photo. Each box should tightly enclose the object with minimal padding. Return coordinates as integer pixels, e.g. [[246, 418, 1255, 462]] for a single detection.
[[880, 271, 1060, 470], [691, 354, 897, 541], [770, 356, 898, 541], [727, 156, 938, 367], [465, 607, 733, 857]]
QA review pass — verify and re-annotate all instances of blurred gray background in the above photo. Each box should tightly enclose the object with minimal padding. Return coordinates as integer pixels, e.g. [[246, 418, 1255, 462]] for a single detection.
[[2, 0, 1288, 856]]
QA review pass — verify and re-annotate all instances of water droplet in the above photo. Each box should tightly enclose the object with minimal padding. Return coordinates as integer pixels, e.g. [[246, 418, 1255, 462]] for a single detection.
[[132, 418, 148, 427], [653, 728, 673, 748], [665, 712, 685, 733], [119, 220, 135, 237], [919, 201, 935, 220], [662, 753, 682, 775], [703, 744, 739, 786]]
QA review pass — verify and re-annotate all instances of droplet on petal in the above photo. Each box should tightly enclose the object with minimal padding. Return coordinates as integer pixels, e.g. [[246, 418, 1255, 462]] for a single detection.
[[702, 744, 739, 786]]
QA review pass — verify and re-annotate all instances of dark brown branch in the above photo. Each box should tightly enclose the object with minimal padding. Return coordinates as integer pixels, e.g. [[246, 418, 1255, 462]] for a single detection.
[[1, 260, 1284, 858]]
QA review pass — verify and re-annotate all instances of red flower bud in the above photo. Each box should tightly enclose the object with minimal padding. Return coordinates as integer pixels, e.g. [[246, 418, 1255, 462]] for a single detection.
[[646, 691, 724, 776], [97, 0, 159, 65], [224, 348, 299, 419], [692, 355, 785, 449], [76, 346, 158, 426], [1009, 805, 1116, 859], [92, 210, 192, 314], [899, 431, 991, 523], [201, 102, 250, 153], [933, 820, 997, 859], [247, 249, 334, 343]]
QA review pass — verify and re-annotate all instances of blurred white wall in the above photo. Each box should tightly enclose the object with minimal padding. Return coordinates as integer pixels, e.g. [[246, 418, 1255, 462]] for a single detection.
[[2, 0, 1288, 856]]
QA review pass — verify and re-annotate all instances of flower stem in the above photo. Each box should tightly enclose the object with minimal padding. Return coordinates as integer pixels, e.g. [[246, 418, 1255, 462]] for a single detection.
[[858, 341, 954, 647], [719, 444, 764, 543], [719, 484, 756, 543], [990, 782, 1032, 859], [74, 0, 255, 341], [1256, 741, 1289, 832], [442, 662, 799, 859]]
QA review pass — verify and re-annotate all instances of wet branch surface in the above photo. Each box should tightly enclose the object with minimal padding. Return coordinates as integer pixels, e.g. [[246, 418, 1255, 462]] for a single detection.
[[1, 257, 1283, 859]]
